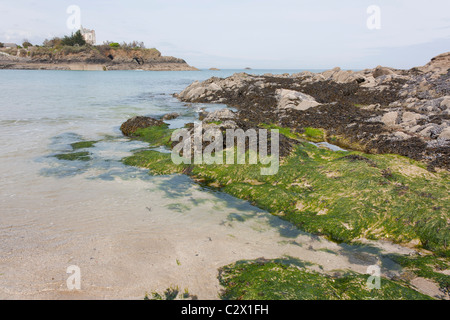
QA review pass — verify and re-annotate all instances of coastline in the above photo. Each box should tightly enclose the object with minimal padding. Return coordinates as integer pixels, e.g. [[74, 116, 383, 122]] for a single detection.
[[117, 52, 450, 299], [0, 58, 447, 300], [0, 62, 199, 71], [0, 46, 198, 71]]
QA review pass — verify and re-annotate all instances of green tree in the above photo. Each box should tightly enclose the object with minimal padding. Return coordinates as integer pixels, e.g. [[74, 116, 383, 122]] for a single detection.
[[22, 39, 33, 48], [61, 30, 86, 46], [0, 42, 4, 48]]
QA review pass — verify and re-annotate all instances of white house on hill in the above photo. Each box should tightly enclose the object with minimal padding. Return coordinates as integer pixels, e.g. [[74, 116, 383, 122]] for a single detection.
[[80, 26, 96, 45]]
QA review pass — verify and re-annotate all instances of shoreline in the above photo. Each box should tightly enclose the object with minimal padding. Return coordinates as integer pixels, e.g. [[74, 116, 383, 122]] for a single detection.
[[0, 55, 447, 300], [0, 62, 199, 71], [116, 52, 450, 299], [0, 45, 199, 71]]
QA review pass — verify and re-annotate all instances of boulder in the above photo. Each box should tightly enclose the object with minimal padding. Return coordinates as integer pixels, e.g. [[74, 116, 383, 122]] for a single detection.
[[401, 112, 424, 126], [381, 111, 399, 127], [276, 89, 321, 111], [321, 67, 341, 80], [176, 81, 206, 101], [312, 68, 369, 84], [333, 70, 353, 83], [373, 66, 395, 78], [120, 116, 166, 136], [438, 127, 450, 140], [392, 131, 411, 141], [419, 125, 441, 139], [162, 112, 180, 121], [440, 96, 450, 109]]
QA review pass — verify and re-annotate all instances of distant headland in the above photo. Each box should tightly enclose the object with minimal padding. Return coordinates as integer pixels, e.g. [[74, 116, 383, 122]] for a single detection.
[[0, 29, 197, 71]]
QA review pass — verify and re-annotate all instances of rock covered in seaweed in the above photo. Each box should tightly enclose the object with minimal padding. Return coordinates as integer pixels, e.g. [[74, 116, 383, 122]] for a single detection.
[[162, 112, 180, 121], [120, 116, 167, 136]]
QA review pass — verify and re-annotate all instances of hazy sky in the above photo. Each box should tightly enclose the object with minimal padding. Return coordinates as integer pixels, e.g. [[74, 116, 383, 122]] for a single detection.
[[1, 0, 449, 69]]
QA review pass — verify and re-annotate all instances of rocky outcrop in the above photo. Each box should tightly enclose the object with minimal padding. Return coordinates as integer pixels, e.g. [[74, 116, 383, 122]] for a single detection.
[[0, 46, 197, 71], [175, 52, 450, 170], [416, 52, 450, 78]]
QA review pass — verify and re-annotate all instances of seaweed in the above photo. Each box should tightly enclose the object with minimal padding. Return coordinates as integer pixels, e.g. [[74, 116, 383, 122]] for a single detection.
[[218, 257, 432, 300], [122, 124, 450, 255]]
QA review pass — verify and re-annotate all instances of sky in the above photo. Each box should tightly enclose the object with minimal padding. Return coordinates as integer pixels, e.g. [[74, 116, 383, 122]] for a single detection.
[[1, 0, 449, 69]]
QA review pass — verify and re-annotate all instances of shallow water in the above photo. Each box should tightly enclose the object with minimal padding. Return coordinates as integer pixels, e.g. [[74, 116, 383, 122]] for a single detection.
[[309, 141, 347, 152], [0, 69, 416, 299]]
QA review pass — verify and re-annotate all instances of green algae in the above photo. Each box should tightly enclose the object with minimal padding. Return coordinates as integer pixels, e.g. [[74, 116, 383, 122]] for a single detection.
[[190, 145, 448, 254], [122, 150, 184, 175], [131, 125, 175, 148], [218, 257, 432, 300], [386, 254, 450, 293], [144, 286, 198, 300], [206, 121, 223, 125], [70, 140, 98, 150], [259, 123, 301, 140], [121, 123, 450, 299], [260, 124, 324, 142], [54, 139, 98, 162], [55, 151, 91, 161], [122, 124, 450, 255], [303, 127, 325, 142]]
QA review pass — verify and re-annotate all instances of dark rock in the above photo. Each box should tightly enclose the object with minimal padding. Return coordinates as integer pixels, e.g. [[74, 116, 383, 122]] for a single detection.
[[162, 112, 180, 121]]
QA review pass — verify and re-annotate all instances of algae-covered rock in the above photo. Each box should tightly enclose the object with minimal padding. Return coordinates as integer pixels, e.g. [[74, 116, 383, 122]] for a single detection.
[[120, 116, 167, 136], [162, 112, 180, 121], [70, 140, 98, 150], [55, 151, 91, 161], [54, 139, 97, 161]]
